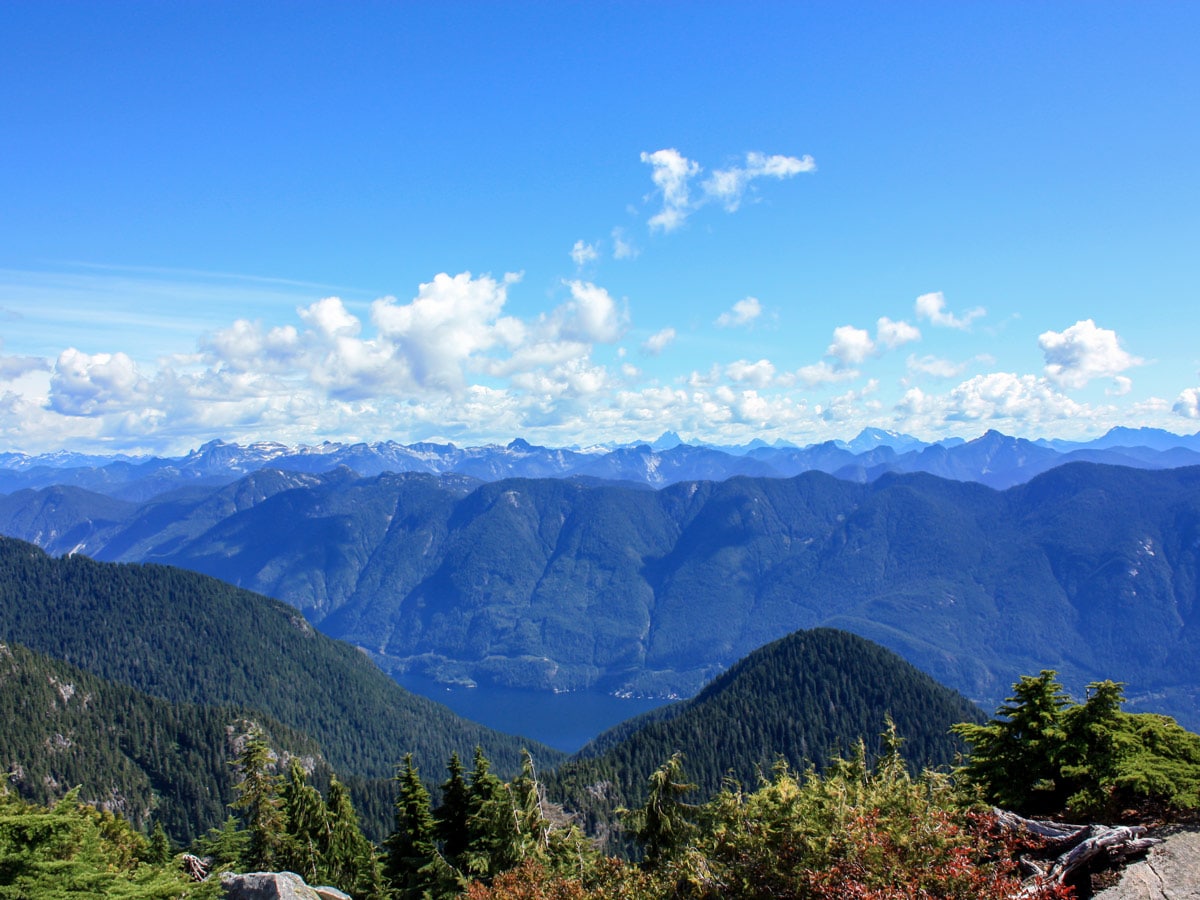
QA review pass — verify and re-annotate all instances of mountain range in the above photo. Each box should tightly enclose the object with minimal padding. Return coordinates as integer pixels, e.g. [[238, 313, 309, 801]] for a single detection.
[[2, 427, 1199, 500], [2, 461, 1198, 730]]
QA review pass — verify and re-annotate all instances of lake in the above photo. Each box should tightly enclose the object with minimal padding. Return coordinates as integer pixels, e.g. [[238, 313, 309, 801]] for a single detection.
[[394, 672, 675, 753]]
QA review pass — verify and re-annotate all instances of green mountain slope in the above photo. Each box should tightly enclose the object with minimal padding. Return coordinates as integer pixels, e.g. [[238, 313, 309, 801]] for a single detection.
[[0, 641, 327, 843], [0, 537, 566, 795], [3, 464, 1200, 727], [546, 628, 985, 834]]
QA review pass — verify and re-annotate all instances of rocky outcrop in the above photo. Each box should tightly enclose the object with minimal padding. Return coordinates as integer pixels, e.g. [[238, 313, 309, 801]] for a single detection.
[[219, 871, 351, 900], [1093, 828, 1200, 899]]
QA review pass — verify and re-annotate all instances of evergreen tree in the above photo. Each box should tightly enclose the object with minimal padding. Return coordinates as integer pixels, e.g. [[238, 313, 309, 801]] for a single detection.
[[625, 752, 697, 869], [463, 746, 520, 879], [230, 730, 285, 870], [322, 776, 384, 899], [279, 758, 327, 883], [146, 821, 173, 866], [191, 815, 247, 870], [952, 670, 1068, 813], [435, 751, 471, 864], [385, 754, 446, 898], [955, 671, 1200, 819]]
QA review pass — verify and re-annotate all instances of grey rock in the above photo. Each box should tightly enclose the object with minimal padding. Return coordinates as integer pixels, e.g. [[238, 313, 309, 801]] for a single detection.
[[1094, 828, 1200, 899], [220, 871, 323, 900], [313, 888, 352, 900]]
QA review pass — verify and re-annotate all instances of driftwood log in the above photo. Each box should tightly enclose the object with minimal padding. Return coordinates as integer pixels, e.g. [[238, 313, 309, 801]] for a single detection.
[[993, 809, 1160, 896]]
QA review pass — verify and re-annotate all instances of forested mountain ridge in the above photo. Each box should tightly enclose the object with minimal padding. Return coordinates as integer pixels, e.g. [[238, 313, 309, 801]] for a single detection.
[[3, 463, 1200, 728], [0, 641, 329, 843], [546, 628, 986, 834], [0, 538, 566, 820]]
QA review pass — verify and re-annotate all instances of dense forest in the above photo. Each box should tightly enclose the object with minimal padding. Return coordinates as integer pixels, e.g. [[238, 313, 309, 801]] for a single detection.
[[0, 536, 564, 839], [0, 641, 331, 843], [546, 628, 985, 839]]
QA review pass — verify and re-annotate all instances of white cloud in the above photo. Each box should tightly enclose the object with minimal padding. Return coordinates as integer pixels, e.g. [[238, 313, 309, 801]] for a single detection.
[[570, 240, 599, 266], [827, 325, 875, 365], [914, 292, 985, 330], [1174, 388, 1200, 419], [820, 380, 881, 423], [906, 354, 968, 380], [703, 151, 816, 212], [792, 360, 860, 387], [640, 148, 814, 232], [944, 372, 1085, 424], [373, 272, 517, 392], [558, 280, 627, 343], [611, 227, 638, 260], [715, 296, 762, 328], [0, 353, 50, 381], [642, 327, 676, 355], [1107, 375, 1132, 397], [1038, 319, 1142, 389], [48, 349, 149, 416], [875, 316, 920, 349], [641, 148, 701, 232], [725, 358, 776, 388]]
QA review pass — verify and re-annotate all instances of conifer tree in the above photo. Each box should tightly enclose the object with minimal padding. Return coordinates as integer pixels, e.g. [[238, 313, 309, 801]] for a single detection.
[[463, 746, 519, 879], [385, 754, 442, 897], [435, 751, 471, 864], [279, 758, 327, 883], [230, 729, 285, 870], [625, 752, 697, 869], [323, 776, 384, 899]]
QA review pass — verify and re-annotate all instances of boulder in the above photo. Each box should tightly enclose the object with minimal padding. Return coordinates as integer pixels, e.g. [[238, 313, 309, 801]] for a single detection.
[[1092, 828, 1200, 899], [219, 871, 323, 900]]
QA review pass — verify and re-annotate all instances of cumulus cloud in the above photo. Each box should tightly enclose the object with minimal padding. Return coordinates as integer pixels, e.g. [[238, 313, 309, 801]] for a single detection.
[[875, 316, 920, 349], [570, 240, 599, 266], [1174, 388, 1200, 419], [821, 316, 919, 369], [49, 349, 149, 416], [641, 148, 814, 232], [715, 296, 762, 328], [373, 272, 517, 392], [944, 372, 1084, 424], [642, 327, 676, 355], [914, 292, 985, 330], [827, 325, 875, 365], [558, 280, 627, 343], [725, 358, 776, 388], [1038, 319, 1142, 389]]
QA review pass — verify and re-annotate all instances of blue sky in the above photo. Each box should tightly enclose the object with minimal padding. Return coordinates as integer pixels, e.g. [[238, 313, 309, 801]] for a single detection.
[[1, 2, 1197, 454]]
